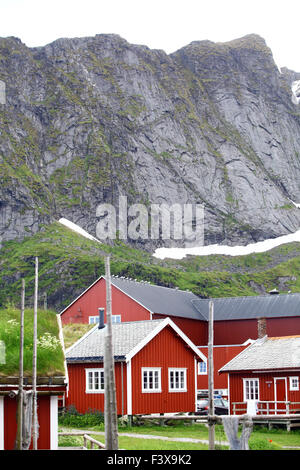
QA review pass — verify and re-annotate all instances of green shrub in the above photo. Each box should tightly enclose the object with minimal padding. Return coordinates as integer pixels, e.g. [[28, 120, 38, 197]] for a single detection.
[[59, 406, 104, 428]]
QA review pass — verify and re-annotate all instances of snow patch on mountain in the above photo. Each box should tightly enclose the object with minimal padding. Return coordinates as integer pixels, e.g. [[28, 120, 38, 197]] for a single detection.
[[153, 229, 300, 260]]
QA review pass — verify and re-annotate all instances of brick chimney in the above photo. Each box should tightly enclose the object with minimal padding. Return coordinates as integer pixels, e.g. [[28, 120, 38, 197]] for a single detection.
[[257, 317, 267, 338]]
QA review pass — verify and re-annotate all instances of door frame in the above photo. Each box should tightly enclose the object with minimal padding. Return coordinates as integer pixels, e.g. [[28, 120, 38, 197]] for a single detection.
[[274, 377, 287, 414]]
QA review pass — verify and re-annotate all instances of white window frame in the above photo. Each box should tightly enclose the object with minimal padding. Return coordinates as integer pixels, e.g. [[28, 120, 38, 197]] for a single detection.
[[111, 315, 121, 324], [0, 396, 3, 450], [89, 314, 122, 324], [168, 368, 187, 392], [289, 376, 299, 391], [198, 360, 207, 375], [243, 378, 259, 401], [85, 368, 105, 393], [142, 367, 162, 393]]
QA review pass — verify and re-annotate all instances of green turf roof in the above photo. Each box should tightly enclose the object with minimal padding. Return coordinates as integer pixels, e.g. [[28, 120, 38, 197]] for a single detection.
[[0, 307, 66, 378]]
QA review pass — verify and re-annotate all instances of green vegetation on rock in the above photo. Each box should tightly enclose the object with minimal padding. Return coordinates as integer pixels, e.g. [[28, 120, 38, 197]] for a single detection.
[[0, 221, 299, 313]]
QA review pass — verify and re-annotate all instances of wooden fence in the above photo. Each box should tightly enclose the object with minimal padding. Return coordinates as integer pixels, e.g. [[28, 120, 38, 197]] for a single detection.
[[58, 431, 105, 450]]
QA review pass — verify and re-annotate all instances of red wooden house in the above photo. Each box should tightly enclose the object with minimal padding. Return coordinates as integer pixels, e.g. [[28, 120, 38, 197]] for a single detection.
[[60, 276, 300, 401], [65, 317, 207, 416], [60, 276, 207, 345], [219, 335, 300, 417], [60, 276, 300, 347]]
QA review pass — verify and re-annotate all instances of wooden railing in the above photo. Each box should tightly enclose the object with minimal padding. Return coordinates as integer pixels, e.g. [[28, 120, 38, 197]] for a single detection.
[[58, 431, 105, 450], [232, 401, 300, 415]]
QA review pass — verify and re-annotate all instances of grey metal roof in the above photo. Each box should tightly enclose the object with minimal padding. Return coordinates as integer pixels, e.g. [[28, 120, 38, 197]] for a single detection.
[[110, 276, 205, 320], [220, 335, 300, 372], [192, 293, 300, 321], [66, 319, 166, 362]]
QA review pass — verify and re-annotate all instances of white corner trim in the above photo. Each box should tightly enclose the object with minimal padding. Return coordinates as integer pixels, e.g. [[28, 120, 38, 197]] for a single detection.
[[0, 396, 3, 450], [127, 360, 132, 415], [50, 396, 58, 450], [194, 357, 197, 412]]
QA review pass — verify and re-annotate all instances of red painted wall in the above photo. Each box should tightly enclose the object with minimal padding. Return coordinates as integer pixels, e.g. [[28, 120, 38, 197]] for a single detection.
[[197, 344, 249, 392], [61, 278, 151, 325], [214, 317, 300, 345], [3, 395, 50, 450], [66, 362, 127, 416], [130, 325, 197, 415], [152, 314, 207, 345]]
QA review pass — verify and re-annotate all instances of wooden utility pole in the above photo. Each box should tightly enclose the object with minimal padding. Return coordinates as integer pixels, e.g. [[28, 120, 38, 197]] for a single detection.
[[104, 256, 118, 450], [208, 300, 215, 450], [32, 257, 38, 450], [16, 279, 25, 450]]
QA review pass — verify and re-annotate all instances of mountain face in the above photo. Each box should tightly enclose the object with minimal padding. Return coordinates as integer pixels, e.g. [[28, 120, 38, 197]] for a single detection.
[[0, 33, 300, 250]]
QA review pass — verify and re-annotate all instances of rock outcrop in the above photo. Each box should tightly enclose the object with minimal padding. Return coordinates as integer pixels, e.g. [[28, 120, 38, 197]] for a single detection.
[[0, 33, 300, 249]]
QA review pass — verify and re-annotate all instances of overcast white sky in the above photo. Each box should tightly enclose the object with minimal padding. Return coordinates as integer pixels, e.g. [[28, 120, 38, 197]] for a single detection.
[[1, 0, 300, 72]]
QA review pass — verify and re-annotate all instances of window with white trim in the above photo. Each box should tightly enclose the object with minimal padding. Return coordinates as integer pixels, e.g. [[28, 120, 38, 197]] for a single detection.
[[111, 315, 121, 323], [168, 368, 187, 392], [198, 361, 207, 375], [243, 378, 259, 401], [89, 315, 99, 324], [86, 368, 104, 393], [142, 368, 161, 392], [289, 376, 299, 391], [89, 314, 122, 324]]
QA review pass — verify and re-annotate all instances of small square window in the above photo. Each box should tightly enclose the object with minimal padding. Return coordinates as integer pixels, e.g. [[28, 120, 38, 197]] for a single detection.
[[112, 315, 121, 323], [290, 377, 299, 391], [198, 361, 207, 375], [89, 316, 99, 324]]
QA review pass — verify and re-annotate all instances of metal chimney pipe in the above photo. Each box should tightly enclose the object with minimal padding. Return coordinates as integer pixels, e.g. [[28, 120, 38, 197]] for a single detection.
[[98, 308, 105, 329]]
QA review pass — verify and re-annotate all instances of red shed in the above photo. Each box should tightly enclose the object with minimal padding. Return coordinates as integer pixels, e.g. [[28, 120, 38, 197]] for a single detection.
[[220, 335, 300, 416], [0, 377, 66, 450], [0, 309, 68, 450], [65, 317, 206, 416]]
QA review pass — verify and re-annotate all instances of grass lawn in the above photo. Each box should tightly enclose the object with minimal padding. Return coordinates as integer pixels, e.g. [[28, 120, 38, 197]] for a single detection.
[[58, 418, 300, 451]]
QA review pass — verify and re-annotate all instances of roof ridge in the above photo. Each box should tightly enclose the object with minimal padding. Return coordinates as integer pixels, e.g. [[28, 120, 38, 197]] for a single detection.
[[195, 292, 300, 302], [111, 319, 165, 326], [110, 275, 195, 294]]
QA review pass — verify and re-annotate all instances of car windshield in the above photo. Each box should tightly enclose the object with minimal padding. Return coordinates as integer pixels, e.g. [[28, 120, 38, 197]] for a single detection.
[[197, 399, 208, 406], [214, 398, 224, 407]]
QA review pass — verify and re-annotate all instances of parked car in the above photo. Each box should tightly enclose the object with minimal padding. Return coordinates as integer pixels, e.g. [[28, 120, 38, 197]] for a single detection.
[[196, 397, 229, 415]]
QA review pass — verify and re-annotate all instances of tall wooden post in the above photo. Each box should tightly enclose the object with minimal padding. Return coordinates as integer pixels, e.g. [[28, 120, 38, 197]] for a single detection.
[[208, 300, 215, 450], [16, 279, 25, 450], [104, 256, 118, 450], [32, 257, 38, 450]]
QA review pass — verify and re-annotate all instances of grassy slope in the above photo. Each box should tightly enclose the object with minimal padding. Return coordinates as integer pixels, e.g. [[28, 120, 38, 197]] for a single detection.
[[0, 221, 300, 312]]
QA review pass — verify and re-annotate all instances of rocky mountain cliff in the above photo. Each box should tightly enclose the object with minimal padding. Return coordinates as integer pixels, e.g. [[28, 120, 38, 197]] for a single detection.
[[0, 33, 300, 250]]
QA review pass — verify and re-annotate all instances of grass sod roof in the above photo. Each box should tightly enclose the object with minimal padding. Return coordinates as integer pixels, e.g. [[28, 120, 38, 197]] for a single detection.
[[0, 307, 65, 379]]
